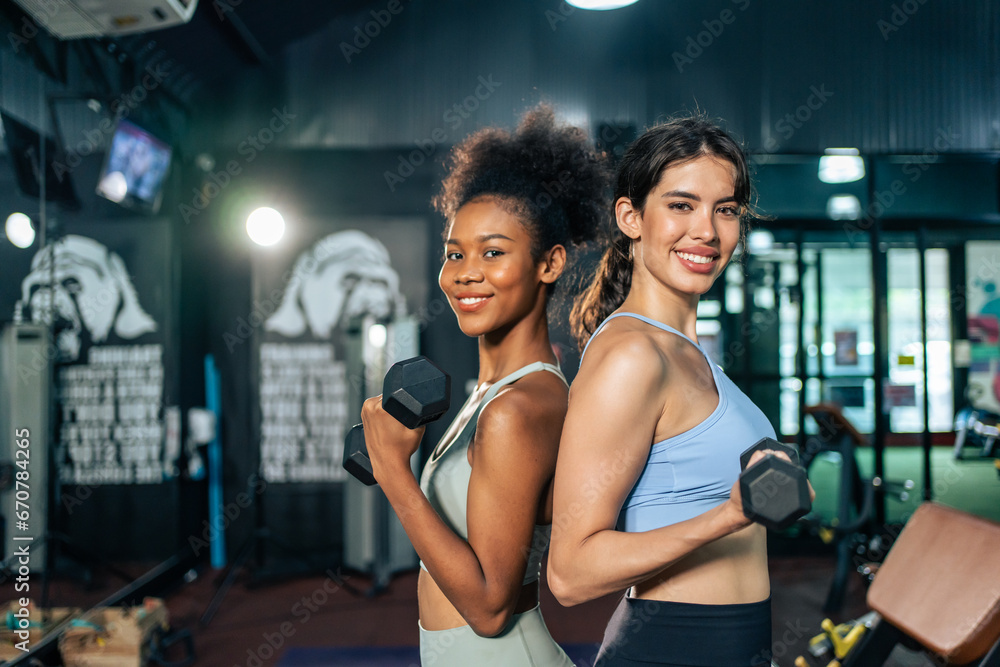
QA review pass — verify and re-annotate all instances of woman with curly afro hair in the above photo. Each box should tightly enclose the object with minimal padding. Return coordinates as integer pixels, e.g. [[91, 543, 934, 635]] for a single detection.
[[360, 105, 610, 666]]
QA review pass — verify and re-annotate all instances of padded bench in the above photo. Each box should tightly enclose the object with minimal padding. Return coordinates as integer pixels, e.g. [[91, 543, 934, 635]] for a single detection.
[[843, 502, 1000, 666]]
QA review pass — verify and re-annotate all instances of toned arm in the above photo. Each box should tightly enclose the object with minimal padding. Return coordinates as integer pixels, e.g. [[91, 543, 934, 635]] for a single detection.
[[369, 377, 564, 636], [547, 332, 750, 606]]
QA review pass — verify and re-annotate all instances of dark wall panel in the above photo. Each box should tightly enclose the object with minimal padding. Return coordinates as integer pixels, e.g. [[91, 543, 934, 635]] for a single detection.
[[193, 0, 999, 156]]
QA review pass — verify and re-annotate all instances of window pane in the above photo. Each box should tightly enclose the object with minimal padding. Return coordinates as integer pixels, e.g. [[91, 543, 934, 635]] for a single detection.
[[821, 249, 874, 378], [925, 249, 953, 431], [887, 248, 924, 433]]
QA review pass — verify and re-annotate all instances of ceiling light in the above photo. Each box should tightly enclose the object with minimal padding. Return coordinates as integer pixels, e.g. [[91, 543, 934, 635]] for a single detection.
[[6, 212, 35, 248], [819, 148, 865, 184], [827, 194, 862, 220], [566, 0, 640, 9], [246, 207, 285, 246]]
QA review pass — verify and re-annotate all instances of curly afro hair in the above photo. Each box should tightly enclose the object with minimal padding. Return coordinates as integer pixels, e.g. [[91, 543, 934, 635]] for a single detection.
[[433, 105, 611, 260]]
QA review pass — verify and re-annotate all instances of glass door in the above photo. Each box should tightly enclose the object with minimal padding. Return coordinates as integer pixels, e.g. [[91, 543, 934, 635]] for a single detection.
[[885, 245, 953, 434]]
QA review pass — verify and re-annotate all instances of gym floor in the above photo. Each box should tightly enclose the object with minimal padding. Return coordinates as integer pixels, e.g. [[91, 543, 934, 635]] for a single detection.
[[8, 446, 997, 666], [5, 551, 938, 667]]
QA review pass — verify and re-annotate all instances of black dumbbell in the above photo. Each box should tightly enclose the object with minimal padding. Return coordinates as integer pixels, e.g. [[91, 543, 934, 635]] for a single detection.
[[739, 437, 812, 531], [342, 356, 451, 485]]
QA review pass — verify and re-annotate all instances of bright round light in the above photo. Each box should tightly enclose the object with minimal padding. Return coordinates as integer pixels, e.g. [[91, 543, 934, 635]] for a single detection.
[[368, 323, 387, 348], [566, 0, 639, 9], [246, 207, 285, 246], [97, 171, 128, 202], [6, 213, 35, 248]]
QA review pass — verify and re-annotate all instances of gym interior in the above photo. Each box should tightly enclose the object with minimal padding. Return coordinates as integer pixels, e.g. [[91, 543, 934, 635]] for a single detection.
[[1, 1, 999, 666]]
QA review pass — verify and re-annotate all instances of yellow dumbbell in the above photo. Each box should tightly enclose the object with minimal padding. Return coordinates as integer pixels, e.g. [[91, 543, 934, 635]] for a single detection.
[[794, 657, 840, 667], [809, 621, 849, 655], [821, 618, 867, 659]]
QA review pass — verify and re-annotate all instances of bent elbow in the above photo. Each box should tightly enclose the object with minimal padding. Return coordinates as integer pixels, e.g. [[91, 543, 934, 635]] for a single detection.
[[547, 565, 585, 607], [468, 609, 512, 638]]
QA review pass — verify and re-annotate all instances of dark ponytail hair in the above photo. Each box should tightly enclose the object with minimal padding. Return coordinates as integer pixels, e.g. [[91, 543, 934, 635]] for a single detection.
[[570, 114, 752, 349]]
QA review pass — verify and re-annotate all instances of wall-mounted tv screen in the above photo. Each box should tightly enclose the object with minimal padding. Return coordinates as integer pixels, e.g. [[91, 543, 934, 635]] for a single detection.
[[96, 119, 172, 214], [0, 111, 80, 208]]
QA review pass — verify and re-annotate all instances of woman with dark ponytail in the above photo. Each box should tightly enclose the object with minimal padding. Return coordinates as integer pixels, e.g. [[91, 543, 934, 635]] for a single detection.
[[361, 105, 610, 666], [551, 115, 808, 666]]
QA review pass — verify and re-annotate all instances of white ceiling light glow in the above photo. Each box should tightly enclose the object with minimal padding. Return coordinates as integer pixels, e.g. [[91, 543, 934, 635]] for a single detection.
[[6, 212, 35, 248], [246, 207, 285, 247], [827, 194, 862, 220], [566, 0, 640, 10], [819, 148, 865, 184]]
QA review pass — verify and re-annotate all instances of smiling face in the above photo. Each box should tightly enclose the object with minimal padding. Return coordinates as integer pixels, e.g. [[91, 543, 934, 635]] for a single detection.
[[438, 197, 561, 338], [619, 154, 742, 300]]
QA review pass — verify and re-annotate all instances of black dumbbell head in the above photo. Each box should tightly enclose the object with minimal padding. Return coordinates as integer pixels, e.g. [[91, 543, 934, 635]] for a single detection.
[[343, 423, 377, 486], [740, 456, 812, 531], [740, 436, 800, 470], [382, 356, 451, 429]]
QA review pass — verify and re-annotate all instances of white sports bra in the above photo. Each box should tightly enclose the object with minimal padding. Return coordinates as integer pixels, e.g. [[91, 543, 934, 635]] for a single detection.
[[418, 361, 566, 586]]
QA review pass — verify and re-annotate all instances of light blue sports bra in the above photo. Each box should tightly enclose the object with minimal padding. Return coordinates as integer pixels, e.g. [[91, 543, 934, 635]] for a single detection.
[[581, 312, 776, 532], [418, 361, 566, 586]]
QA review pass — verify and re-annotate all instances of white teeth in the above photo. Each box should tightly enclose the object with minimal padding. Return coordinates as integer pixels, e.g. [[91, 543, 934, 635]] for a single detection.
[[676, 251, 714, 264], [459, 297, 488, 304]]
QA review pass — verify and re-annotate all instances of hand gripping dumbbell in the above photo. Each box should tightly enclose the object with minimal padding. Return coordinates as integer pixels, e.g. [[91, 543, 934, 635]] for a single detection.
[[739, 437, 812, 531], [342, 356, 451, 486]]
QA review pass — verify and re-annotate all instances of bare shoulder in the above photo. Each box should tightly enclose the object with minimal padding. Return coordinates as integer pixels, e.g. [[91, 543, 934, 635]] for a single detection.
[[577, 319, 670, 389], [474, 370, 567, 458]]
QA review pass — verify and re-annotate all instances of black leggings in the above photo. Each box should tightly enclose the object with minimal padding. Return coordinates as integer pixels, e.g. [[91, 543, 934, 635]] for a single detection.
[[595, 595, 772, 667]]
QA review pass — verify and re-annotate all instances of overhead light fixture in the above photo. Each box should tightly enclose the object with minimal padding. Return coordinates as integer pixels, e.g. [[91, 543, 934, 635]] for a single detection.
[[566, 0, 640, 9], [827, 194, 862, 220], [6, 212, 35, 248], [246, 207, 285, 247], [818, 148, 865, 184]]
